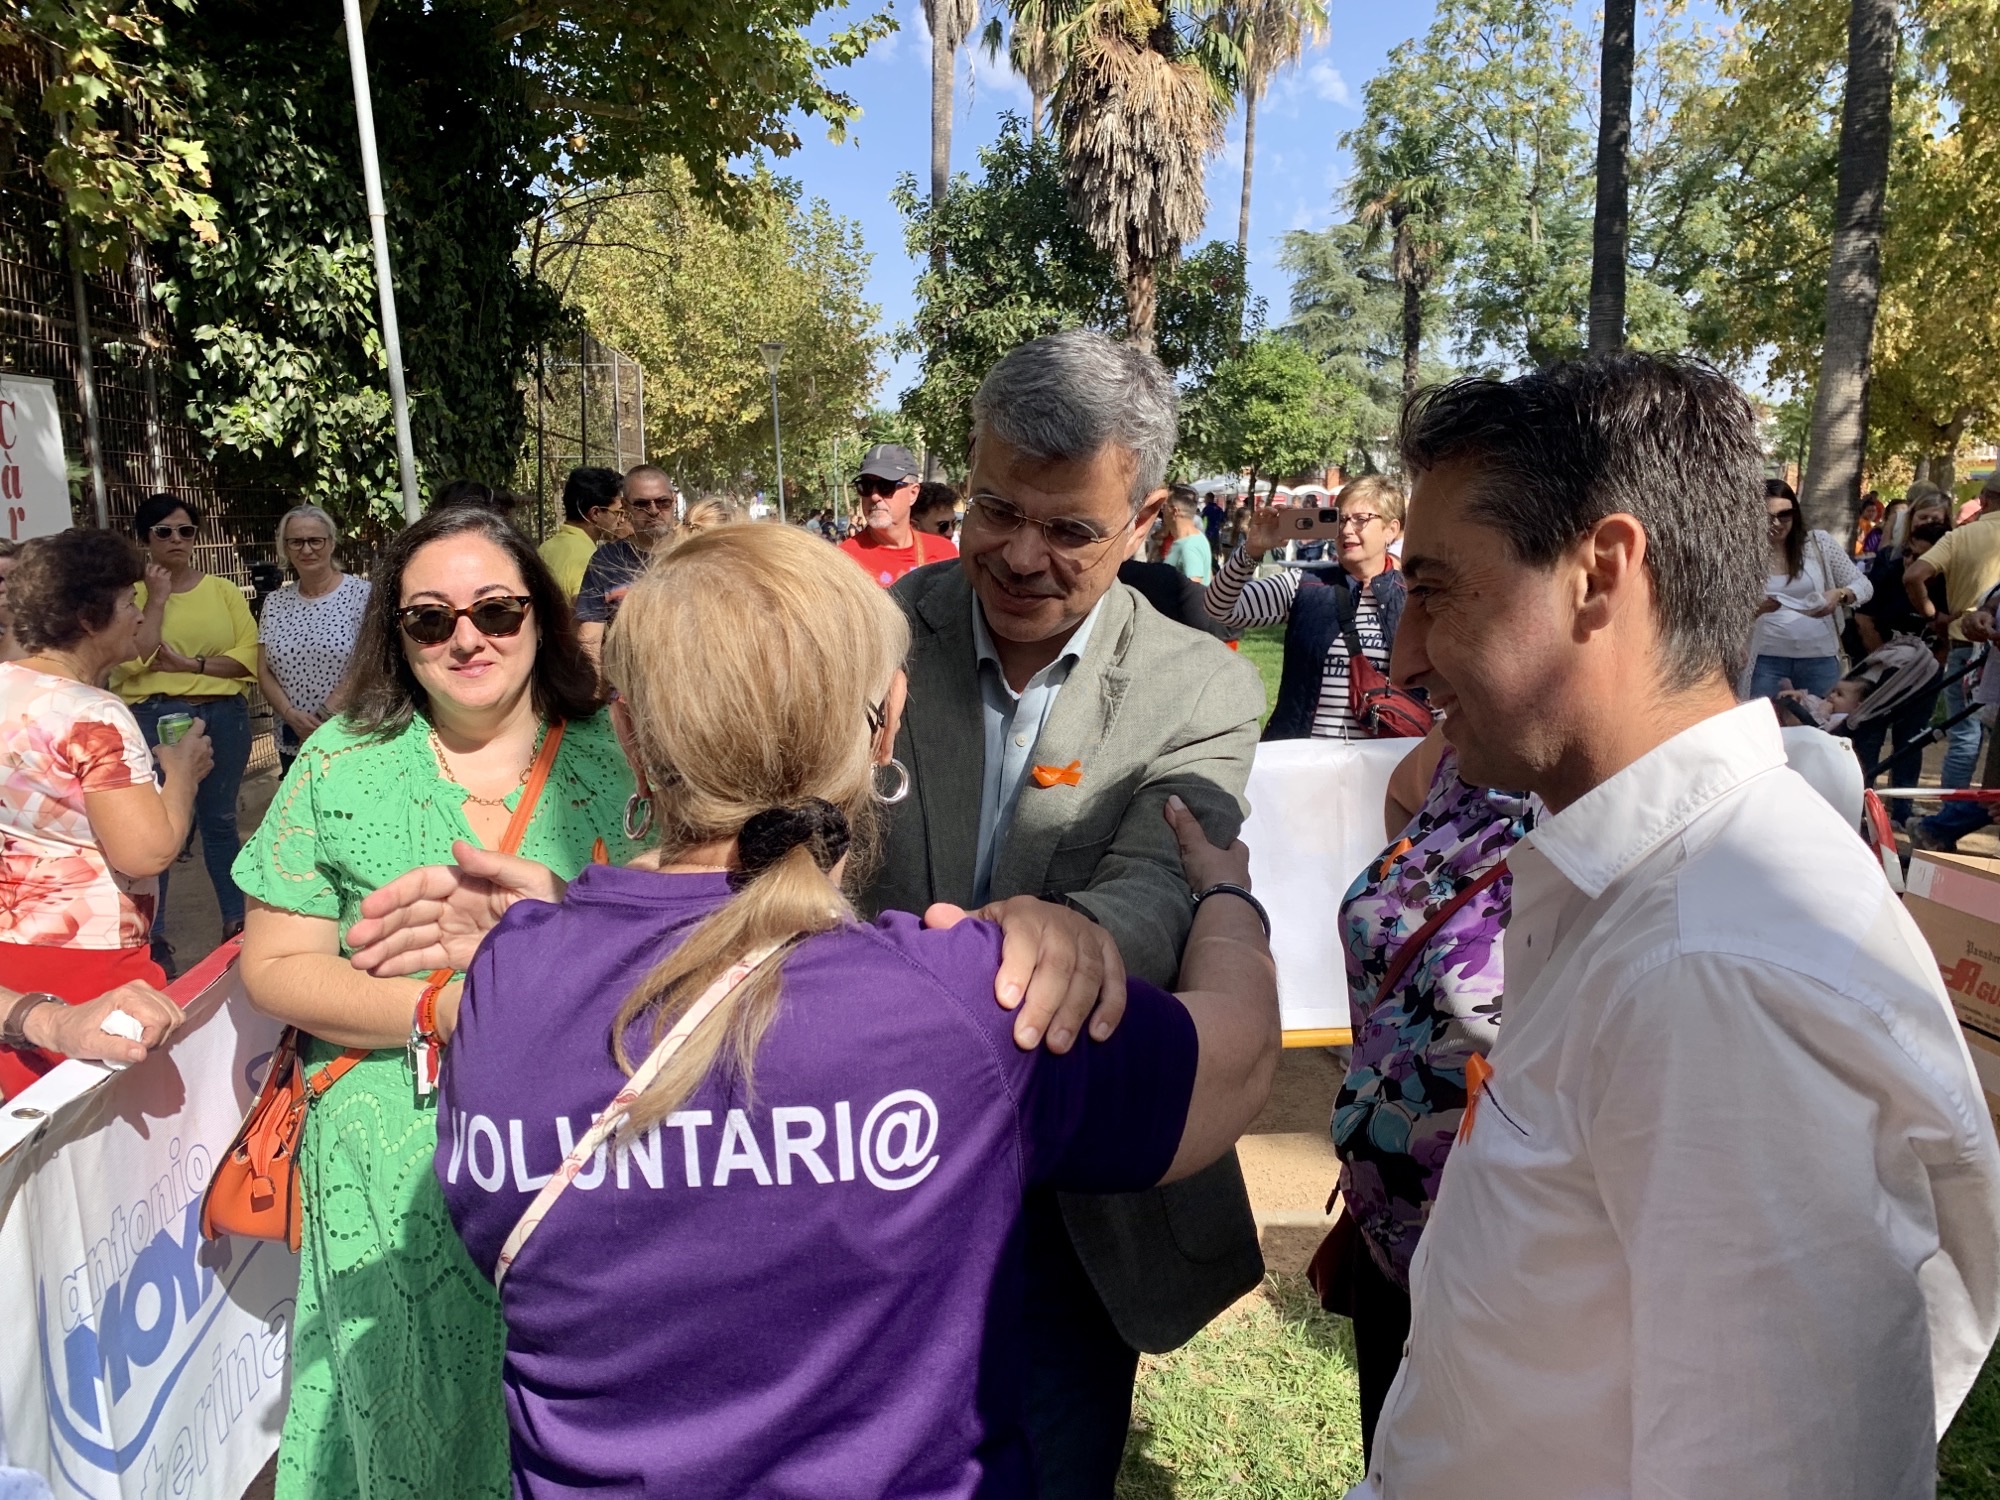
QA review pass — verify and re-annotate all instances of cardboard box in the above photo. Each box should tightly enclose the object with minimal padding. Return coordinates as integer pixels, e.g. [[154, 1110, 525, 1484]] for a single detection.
[[1962, 1026, 2000, 1140], [1903, 850, 2000, 1044]]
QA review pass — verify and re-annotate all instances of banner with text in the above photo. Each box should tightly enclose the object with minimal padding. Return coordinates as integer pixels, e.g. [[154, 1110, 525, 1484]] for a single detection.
[[0, 949, 297, 1499]]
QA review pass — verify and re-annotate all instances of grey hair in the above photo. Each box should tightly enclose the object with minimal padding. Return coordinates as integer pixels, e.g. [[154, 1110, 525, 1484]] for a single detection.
[[970, 330, 1178, 506], [276, 504, 338, 559]]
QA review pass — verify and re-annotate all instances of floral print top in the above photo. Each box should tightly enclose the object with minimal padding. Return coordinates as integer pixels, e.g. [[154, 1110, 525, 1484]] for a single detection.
[[0, 663, 160, 949], [1332, 746, 1534, 1287]]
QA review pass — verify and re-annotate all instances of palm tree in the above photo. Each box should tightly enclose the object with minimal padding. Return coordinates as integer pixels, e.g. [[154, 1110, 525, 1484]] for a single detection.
[[1042, 0, 1239, 349], [1349, 124, 1449, 398], [985, 10, 1065, 138], [926, 0, 982, 270], [1587, 0, 1636, 353], [1800, 0, 1899, 536], [1226, 0, 1328, 262]]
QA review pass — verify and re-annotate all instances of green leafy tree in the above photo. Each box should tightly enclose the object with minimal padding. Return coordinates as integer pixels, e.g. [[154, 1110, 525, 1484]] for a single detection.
[[1672, 0, 1997, 496], [556, 161, 879, 493], [893, 117, 1254, 463], [0, 0, 218, 268], [1279, 221, 1454, 459], [1183, 332, 1361, 496]]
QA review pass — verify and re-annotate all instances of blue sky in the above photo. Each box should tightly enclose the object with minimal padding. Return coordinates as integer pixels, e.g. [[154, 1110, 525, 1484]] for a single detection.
[[776, 0, 1442, 405]]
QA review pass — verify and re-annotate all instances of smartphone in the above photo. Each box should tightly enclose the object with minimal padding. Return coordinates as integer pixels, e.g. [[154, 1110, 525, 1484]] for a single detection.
[[1281, 508, 1346, 540]]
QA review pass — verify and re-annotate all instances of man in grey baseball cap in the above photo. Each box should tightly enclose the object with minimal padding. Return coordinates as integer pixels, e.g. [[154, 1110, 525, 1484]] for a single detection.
[[839, 442, 957, 587]]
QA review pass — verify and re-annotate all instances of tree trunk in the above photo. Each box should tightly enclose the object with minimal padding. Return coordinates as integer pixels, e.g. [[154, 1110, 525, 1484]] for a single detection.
[[1238, 79, 1259, 262], [1397, 217, 1422, 399], [930, 8, 954, 273], [1127, 255, 1159, 351], [1031, 89, 1046, 140], [1799, 0, 1899, 537], [1246, 463, 1261, 511], [1587, 0, 1636, 354]]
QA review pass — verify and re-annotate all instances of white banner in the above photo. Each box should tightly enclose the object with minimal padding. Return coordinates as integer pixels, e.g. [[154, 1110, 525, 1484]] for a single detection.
[[0, 374, 72, 542], [0, 947, 297, 1499], [1243, 737, 1410, 1034]]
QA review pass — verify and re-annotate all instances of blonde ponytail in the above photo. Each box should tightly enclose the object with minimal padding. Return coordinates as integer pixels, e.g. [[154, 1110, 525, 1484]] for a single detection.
[[601, 523, 909, 1134]]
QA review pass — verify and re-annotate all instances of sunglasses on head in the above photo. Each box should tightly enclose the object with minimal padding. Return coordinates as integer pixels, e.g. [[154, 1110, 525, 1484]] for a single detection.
[[856, 476, 909, 499], [151, 524, 198, 540], [395, 595, 533, 646]]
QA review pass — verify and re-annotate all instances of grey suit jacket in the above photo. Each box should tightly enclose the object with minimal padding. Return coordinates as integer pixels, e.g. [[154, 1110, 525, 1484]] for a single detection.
[[864, 561, 1268, 1352]]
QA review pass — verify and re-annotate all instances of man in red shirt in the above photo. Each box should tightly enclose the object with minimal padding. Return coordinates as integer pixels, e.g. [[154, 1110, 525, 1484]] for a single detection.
[[839, 443, 957, 587]]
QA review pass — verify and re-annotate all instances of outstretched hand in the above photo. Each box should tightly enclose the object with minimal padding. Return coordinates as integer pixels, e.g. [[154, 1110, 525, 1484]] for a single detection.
[[346, 841, 566, 977], [923, 895, 1128, 1054]]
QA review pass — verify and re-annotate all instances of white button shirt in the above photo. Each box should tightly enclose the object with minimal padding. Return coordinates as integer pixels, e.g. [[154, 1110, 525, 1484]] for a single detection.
[[1354, 701, 2000, 1500]]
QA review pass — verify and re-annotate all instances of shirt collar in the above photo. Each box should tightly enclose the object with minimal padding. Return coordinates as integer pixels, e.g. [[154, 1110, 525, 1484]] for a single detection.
[[1520, 699, 1788, 899], [971, 593, 1106, 687]]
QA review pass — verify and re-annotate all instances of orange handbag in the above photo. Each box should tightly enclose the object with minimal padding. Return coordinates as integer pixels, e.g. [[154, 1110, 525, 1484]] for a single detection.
[[201, 720, 568, 1251]]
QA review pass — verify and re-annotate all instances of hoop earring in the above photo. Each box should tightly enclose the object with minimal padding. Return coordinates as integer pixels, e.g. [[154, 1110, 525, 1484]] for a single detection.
[[871, 758, 911, 806], [622, 793, 654, 841]]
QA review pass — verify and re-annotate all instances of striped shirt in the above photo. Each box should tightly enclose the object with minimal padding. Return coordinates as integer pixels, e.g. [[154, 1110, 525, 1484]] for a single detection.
[[1202, 545, 1390, 740]]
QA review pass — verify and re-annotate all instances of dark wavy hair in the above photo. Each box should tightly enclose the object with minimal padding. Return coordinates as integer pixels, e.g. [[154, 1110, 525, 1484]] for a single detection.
[[339, 505, 602, 737], [1765, 478, 1807, 579], [10, 529, 144, 652]]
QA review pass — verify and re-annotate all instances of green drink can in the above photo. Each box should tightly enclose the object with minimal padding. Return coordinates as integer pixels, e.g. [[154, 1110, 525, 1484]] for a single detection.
[[157, 712, 195, 746]]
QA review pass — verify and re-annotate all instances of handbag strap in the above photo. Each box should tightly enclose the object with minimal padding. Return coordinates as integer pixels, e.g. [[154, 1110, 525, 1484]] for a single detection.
[[310, 719, 574, 1088], [1373, 858, 1509, 1002], [492, 938, 789, 1290]]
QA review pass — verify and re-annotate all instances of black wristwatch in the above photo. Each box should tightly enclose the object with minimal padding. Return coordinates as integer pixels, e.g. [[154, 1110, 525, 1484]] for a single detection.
[[1189, 882, 1271, 939], [2, 991, 61, 1048]]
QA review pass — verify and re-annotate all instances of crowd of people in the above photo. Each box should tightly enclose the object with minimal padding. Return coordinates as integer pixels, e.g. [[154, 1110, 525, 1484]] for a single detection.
[[1, 329, 1998, 1500]]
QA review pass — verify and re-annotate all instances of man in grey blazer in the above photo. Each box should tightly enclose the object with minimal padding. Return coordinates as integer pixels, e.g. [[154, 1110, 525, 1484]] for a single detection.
[[862, 330, 1267, 1497]]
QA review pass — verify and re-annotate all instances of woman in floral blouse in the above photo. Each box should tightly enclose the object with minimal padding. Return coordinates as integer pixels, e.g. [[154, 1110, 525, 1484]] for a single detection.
[[1329, 725, 1534, 1458]]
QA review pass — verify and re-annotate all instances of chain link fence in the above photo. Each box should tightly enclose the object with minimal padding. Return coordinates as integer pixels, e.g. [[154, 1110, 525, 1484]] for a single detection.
[[519, 331, 648, 539]]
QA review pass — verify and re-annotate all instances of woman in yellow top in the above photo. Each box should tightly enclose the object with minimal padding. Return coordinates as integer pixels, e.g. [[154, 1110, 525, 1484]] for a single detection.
[[114, 492, 258, 974]]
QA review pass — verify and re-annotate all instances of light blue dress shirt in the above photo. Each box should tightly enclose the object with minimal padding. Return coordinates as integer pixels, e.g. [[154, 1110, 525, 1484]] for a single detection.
[[970, 595, 1105, 905]]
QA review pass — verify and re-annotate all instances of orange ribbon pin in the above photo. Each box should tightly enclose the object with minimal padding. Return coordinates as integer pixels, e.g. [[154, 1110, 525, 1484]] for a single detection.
[[1458, 1054, 1494, 1143], [1031, 760, 1084, 788]]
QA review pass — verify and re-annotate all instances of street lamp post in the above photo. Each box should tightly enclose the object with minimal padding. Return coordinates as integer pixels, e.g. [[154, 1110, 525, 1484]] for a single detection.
[[757, 341, 787, 523]]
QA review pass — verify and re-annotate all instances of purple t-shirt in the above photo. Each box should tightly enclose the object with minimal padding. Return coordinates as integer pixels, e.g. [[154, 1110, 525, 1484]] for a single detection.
[[436, 864, 1199, 1499]]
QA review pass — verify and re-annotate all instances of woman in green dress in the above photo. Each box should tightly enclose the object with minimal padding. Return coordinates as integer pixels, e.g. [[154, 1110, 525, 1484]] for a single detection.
[[233, 506, 638, 1498]]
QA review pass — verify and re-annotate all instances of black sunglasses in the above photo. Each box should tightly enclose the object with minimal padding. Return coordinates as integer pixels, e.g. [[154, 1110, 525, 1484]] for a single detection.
[[856, 476, 909, 499], [150, 524, 198, 540], [395, 595, 533, 646], [1769, 508, 1797, 522]]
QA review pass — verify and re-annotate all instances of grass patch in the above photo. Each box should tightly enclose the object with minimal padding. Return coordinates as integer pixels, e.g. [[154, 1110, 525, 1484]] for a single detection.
[[1235, 625, 1285, 729], [1118, 1273, 1366, 1499], [1945, 1344, 2000, 1498], [1118, 1273, 2000, 1497]]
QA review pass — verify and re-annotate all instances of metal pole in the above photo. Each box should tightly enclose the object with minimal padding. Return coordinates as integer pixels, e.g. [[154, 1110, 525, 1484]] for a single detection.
[[341, 0, 421, 522], [63, 226, 109, 528], [579, 331, 589, 468], [767, 369, 786, 523], [534, 344, 545, 539], [610, 351, 624, 472]]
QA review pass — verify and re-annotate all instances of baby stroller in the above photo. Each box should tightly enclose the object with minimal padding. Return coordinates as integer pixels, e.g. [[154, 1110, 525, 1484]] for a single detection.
[[1770, 633, 1950, 740]]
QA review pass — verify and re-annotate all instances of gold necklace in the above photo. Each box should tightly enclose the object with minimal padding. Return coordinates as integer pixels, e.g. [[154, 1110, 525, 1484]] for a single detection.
[[430, 721, 546, 808]]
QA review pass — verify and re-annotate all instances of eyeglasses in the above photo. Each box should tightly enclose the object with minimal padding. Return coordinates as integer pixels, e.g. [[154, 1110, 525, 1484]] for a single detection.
[[285, 535, 331, 551], [627, 496, 673, 513], [395, 595, 533, 646], [965, 494, 1124, 553], [150, 524, 198, 540], [1768, 509, 1797, 524], [856, 476, 911, 500], [1337, 512, 1384, 533]]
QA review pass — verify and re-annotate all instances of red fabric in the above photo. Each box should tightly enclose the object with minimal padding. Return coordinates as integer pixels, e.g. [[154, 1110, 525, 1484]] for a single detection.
[[0, 940, 166, 1097], [838, 529, 958, 588]]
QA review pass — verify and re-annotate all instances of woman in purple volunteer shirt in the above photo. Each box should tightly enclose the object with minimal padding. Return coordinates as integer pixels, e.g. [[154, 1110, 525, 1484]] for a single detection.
[[419, 524, 1279, 1499]]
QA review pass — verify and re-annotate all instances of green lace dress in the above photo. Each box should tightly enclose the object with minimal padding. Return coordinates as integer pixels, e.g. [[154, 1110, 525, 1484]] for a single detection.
[[232, 710, 637, 1499]]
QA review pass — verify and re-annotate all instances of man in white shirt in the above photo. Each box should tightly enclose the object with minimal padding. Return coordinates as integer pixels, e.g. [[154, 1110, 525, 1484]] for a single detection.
[[1355, 354, 2000, 1499]]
